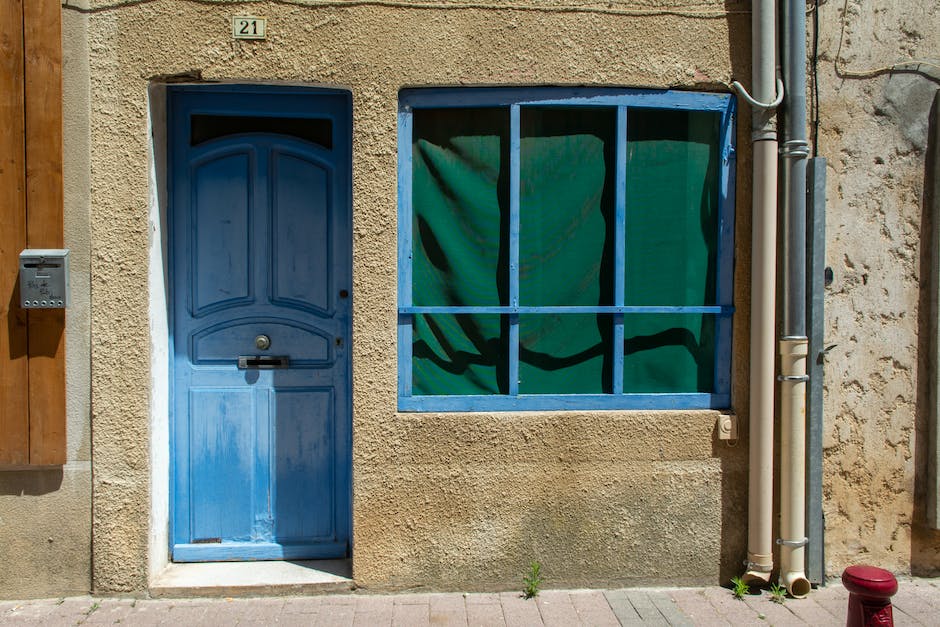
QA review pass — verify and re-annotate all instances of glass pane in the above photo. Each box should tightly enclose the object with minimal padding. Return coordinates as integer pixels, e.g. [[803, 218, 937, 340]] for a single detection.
[[412, 108, 509, 306], [622, 314, 716, 393], [519, 314, 612, 394], [520, 107, 615, 306], [413, 314, 507, 395], [191, 115, 333, 148], [625, 109, 721, 306]]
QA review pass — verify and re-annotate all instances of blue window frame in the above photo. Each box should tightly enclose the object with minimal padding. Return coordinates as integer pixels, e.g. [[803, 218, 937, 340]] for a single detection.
[[398, 87, 736, 411]]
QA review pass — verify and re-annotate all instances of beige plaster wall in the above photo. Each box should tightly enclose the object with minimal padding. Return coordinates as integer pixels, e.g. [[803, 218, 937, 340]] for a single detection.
[[0, 8, 93, 600], [816, 0, 940, 576], [74, 0, 751, 592]]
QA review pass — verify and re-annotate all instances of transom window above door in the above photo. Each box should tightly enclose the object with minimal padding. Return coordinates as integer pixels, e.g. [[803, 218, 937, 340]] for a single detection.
[[397, 87, 737, 411]]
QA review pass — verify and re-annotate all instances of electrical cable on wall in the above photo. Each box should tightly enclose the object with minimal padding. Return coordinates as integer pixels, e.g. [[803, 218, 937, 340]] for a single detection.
[[835, 0, 940, 82]]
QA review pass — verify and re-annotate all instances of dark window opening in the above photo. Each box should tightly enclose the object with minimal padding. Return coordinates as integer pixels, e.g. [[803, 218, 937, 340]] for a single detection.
[[191, 115, 333, 149]]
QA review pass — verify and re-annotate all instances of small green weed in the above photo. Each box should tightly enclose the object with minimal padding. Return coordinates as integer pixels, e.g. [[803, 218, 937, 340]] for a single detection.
[[522, 561, 543, 599], [730, 576, 750, 600], [769, 582, 787, 604]]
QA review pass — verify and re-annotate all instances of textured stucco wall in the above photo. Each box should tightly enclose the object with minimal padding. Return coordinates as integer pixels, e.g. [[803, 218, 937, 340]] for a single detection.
[[72, 0, 752, 592], [0, 8, 93, 600], [816, 0, 940, 576]]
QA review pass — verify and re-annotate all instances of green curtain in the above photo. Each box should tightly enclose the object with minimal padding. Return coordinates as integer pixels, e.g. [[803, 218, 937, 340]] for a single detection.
[[411, 105, 720, 396], [623, 109, 720, 393]]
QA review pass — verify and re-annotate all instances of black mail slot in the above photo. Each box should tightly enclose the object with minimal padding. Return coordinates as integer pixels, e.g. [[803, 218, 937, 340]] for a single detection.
[[237, 355, 290, 369]]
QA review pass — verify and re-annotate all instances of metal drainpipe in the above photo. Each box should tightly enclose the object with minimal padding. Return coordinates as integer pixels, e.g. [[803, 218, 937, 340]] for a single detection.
[[778, 0, 812, 599], [739, 0, 781, 585]]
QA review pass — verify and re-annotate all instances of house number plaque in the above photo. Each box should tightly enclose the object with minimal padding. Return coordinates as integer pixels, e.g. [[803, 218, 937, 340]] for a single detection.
[[232, 16, 266, 40]]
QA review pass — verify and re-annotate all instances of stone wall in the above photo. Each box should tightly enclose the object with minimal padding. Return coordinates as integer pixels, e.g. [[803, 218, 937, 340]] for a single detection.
[[816, 0, 940, 576]]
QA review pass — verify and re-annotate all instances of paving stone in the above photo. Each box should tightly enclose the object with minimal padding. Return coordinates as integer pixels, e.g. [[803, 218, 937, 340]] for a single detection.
[[624, 590, 668, 626], [317, 601, 356, 627], [568, 590, 620, 627], [534, 590, 579, 627], [79, 598, 138, 624], [466, 597, 504, 626], [3, 581, 940, 626], [394, 593, 431, 605], [893, 582, 940, 624], [464, 593, 500, 605], [702, 586, 765, 625], [281, 595, 323, 615], [741, 592, 804, 625], [353, 595, 394, 626], [429, 592, 467, 626], [648, 591, 694, 627], [392, 600, 430, 627], [668, 588, 729, 627], [781, 595, 843, 625], [498, 591, 541, 627], [604, 589, 644, 625], [810, 585, 850, 621]]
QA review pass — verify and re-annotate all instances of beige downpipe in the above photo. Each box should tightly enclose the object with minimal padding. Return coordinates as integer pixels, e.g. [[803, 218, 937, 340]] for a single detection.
[[778, 338, 811, 597], [738, 0, 780, 585]]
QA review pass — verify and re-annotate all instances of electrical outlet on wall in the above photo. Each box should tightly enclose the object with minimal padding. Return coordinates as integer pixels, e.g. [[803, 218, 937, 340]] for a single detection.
[[718, 413, 738, 441]]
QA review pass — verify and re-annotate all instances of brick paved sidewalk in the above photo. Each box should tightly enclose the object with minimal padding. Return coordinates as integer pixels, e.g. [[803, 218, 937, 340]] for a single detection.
[[2, 579, 939, 625]]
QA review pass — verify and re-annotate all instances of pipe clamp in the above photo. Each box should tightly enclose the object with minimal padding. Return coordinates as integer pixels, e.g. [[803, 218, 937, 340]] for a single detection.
[[776, 537, 809, 548], [781, 139, 810, 158], [743, 560, 773, 572], [777, 374, 809, 382]]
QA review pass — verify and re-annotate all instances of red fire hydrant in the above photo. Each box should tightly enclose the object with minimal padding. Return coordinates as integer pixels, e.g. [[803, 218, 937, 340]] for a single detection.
[[842, 565, 898, 627]]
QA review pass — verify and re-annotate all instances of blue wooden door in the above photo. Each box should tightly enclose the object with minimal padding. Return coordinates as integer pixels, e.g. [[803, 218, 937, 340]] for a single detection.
[[169, 87, 351, 562]]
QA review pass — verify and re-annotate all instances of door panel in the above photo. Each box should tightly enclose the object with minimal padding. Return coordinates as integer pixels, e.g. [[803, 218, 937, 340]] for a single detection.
[[192, 151, 253, 314], [189, 388, 256, 543], [170, 87, 351, 562], [273, 151, 332, 313], [274, 388, 334, 541]]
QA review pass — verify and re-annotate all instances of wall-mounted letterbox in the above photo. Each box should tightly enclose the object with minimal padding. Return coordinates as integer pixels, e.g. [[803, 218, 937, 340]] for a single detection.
[[20, 249, 69, 309]]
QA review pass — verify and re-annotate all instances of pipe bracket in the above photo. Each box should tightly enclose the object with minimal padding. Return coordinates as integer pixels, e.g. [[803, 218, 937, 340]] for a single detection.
[[743, 560, 773, 573], [776, 537, 809, 548], [730, 78, 785, 109], [781, 139, 810, 158], [777, 374, 809, 382]]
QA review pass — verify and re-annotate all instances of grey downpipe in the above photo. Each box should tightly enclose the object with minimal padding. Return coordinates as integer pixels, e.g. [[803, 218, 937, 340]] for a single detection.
[[778, 0, 812, 599], [741, 0, 780, 586]]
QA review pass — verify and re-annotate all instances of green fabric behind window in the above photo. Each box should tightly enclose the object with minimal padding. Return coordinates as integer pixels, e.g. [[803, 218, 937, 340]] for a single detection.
[[410, 104, 722, 397], [520, 107, 615, 306], [625, 109, 720, 307], [413, 314, 505, 395], [620, 109, 720, 394], [518, 108, 614, 393], [412, 110, 508, 394], [623, 314, 715, 393], [412, 108, 508, 307], [519, 314, 611, 394]]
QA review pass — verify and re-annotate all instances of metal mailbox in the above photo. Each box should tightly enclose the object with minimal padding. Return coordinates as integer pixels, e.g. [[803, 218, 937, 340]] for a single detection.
[[19, 249, 69, 309]]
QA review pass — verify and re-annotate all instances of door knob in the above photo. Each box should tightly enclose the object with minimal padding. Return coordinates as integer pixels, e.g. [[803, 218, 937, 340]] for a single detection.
[[255, 334, 271, 350]]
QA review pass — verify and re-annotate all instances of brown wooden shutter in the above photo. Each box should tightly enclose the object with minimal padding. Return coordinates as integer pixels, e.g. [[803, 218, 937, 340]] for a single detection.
[[0, 0, 65, 466]]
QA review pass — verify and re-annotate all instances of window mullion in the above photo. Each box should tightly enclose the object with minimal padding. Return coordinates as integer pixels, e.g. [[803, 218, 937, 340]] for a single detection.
[[508, 104, 521, 396], [398, 106, 414, 397], [613, 105, 627, 394]]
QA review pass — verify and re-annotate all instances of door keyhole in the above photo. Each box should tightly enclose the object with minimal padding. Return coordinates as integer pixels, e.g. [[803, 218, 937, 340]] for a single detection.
[[255, 335, 271, 350]]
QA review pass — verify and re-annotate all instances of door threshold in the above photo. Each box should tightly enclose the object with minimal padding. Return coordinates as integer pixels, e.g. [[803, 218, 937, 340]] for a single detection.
[[150, 559, 353, 598]]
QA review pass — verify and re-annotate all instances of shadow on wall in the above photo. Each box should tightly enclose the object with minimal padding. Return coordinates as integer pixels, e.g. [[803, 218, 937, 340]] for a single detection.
[[716, 1, 753, 586], [715, 424, 749, 585], [0, 468, 64, 496], [913, 88, 940, 577]]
